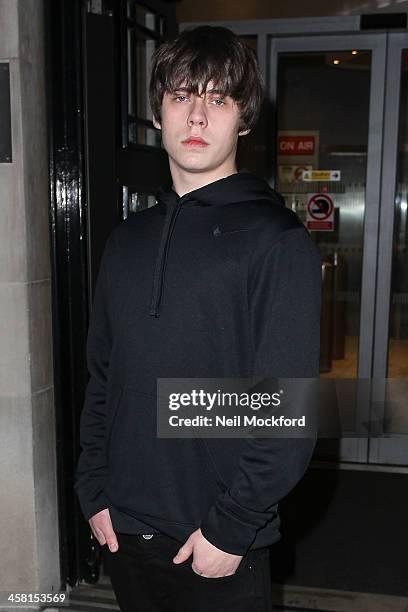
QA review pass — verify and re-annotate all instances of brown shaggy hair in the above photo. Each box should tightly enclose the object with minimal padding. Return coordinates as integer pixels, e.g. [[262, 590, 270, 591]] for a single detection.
[[149, 26, 264, 132]]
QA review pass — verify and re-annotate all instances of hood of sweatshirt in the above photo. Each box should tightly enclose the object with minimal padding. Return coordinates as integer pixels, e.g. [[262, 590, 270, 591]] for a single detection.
[[150, 170, 285, 317], [155, 168, 285, 209]]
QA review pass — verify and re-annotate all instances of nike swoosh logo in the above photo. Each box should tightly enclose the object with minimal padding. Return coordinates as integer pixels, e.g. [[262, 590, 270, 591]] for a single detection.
[[213, 226, 253, 236]]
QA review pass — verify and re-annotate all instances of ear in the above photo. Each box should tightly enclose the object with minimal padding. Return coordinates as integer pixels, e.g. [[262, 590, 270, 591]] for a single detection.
[[238, 128, 251, 137], [153, 116, 162, 130]]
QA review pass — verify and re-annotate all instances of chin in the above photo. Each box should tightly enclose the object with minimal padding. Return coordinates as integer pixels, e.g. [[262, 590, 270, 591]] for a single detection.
[[172, 156, 214, 174], [188, 159, 218, 171]]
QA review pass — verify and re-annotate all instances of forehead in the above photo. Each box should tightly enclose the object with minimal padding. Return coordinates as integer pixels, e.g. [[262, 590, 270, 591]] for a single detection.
[[169, 78, 229, 95]]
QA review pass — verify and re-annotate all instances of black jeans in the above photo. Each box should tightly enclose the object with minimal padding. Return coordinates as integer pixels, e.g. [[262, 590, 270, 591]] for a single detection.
[[102, 532, 273, 612]]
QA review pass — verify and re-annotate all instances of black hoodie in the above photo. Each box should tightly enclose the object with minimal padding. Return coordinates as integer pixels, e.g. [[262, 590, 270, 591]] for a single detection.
[[74, 170, 322, 555]]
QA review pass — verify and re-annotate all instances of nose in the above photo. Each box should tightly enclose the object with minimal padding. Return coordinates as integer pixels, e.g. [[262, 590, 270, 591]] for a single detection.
[[187, 97, 208, 128]]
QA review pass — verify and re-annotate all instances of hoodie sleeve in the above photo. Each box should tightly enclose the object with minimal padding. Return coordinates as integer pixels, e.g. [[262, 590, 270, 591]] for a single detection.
[[74, 235, 115, 521], [200, 227, 322, 555]]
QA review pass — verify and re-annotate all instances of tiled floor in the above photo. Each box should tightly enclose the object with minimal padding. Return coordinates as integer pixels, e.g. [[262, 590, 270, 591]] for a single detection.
[[43, 575, 119, 612], [320, 335, 408, 379]]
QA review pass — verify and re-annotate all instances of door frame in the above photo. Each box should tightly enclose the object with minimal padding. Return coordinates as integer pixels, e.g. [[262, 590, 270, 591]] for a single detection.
[[370, 33, 408, 465], [46, 0, 178, 587]]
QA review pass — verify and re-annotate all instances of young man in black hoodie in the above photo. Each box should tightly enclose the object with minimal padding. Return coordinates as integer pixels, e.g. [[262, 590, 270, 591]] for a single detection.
[[75, 26, 321, 611]]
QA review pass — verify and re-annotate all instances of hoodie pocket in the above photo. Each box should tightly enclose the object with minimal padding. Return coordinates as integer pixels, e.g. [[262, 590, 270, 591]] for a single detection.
[[104, 387, 222, 524]]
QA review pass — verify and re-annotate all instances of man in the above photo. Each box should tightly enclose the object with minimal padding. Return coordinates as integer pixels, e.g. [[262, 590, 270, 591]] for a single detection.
[[74, 25, 321, 612]]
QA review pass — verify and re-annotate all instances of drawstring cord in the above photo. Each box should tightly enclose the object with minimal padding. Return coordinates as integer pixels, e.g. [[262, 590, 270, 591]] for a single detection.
[[149, 199, 183, 317]]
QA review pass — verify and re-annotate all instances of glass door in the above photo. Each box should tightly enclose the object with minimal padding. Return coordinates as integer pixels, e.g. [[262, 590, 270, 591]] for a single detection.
[[270, 34, 387, 463]]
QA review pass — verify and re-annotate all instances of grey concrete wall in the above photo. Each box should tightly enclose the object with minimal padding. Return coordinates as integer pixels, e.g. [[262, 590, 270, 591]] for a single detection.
[[0, 0, 60, 599]]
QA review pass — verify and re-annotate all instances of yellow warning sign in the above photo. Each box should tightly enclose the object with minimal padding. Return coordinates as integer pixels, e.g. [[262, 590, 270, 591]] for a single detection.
[[302, 170, 341, 182]]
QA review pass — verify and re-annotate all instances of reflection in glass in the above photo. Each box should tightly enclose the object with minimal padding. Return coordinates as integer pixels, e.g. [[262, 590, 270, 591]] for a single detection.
[[276, 51, 372, 378], [122, 187, 157, 219], [127, 0, 164, 34], [86, 0, 113, 15], [127, 26, 161, 147], [127, 28, 156, 122], [388, 50, 408, 377], [128, 122, 161, 147]]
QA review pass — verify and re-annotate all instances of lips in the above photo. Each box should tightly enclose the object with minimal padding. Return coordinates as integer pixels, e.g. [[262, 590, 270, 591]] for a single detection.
[[181, 137, 209, 147]]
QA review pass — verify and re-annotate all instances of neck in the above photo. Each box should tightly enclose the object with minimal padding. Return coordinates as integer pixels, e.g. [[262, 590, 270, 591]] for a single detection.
[[169, 160, 238, 197]]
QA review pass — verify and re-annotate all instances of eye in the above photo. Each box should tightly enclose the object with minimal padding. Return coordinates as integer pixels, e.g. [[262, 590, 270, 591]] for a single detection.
[[174, 95, 188, 102], [211, 98, 225, 106]]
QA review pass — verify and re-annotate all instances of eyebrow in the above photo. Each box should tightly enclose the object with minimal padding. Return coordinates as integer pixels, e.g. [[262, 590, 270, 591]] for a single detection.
[[171, 87, 226, 96]]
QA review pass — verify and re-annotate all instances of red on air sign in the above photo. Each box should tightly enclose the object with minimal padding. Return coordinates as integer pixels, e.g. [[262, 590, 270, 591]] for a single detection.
[[278, 135, 315, 156]]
